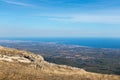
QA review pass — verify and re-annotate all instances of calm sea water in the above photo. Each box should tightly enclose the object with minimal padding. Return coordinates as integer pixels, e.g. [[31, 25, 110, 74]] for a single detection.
[[0, 38, 120, 49]]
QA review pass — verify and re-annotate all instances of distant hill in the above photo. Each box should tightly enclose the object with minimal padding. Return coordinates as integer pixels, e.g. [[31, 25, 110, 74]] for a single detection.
[[0, 46, 120, 80]]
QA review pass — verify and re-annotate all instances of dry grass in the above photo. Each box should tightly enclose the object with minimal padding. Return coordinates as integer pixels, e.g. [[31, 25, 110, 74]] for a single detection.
[[0, 61, 119, 80], [0, 46, 120, 80]]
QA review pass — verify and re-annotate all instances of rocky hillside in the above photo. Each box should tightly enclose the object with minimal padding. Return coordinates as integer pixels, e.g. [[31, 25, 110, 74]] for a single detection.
[[0, 46, 120, 80]]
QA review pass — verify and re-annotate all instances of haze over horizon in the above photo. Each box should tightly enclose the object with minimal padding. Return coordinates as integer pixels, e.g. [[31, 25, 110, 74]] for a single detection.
[[0, 0, 120, 38]]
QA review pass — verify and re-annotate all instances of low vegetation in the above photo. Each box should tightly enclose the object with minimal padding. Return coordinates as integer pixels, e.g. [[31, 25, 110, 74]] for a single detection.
[[0, 46, 120, 80], [0, 42, 120, 74]]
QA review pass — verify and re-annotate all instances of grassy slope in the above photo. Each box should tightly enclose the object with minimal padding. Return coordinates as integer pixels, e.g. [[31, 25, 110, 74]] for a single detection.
[[0, 46, 120, 80], [0, 61, 120, 80]]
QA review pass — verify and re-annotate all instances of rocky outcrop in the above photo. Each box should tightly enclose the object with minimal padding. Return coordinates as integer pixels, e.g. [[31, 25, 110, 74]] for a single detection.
[[0, 46, 44, 63]]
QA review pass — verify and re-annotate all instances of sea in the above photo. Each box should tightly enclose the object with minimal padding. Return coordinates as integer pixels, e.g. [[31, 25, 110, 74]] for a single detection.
[[0, 37, 120, 49]]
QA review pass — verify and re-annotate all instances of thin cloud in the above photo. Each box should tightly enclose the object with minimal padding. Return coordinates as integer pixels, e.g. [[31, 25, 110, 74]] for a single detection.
[[47, 14, 120, 24], [71, 15, 120, 24], [1, 0, 35, 7]]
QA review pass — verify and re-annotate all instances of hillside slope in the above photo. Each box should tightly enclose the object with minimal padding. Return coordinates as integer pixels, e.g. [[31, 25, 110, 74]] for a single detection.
[[0, 46, 120, 80]]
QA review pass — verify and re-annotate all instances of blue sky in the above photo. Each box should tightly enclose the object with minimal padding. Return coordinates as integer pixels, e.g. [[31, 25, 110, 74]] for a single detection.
[[0, 0, 120, 37]]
